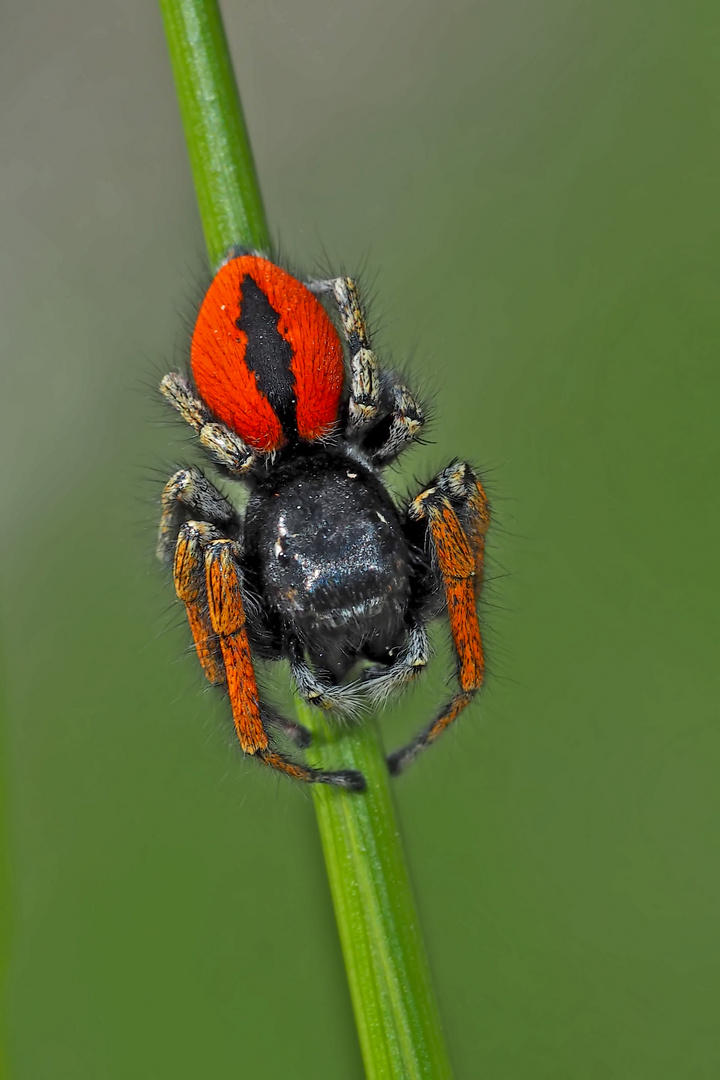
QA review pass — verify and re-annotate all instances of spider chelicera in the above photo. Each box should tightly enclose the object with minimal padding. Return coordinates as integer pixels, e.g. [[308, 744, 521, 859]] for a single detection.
[[157, 253, 490, 792]]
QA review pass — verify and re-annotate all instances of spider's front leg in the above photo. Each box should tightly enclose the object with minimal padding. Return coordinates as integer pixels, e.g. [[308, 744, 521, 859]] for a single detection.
[[172, 522, 309, 748], [158, 465, 241, 684], [387, 463, 490, 776], [166, 507, 365, 790], [161, 468, 303, 740], [203, 540, 365, 789]]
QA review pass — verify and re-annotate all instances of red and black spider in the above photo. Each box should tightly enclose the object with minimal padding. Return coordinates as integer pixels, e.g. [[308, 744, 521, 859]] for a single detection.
[[158, 253, 490, 791]]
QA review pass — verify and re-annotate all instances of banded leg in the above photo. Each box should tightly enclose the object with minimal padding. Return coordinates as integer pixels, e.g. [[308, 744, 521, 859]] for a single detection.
[[157, 466, 239, 562], [160, 373, 257, 475], [361, 375, 426, 465], [387, 463, 490, 775], [309, 277, 381, 429], [204, 540, 365, 790]]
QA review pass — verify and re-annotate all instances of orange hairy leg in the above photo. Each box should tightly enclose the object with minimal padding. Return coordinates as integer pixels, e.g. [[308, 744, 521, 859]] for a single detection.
[[387, 463, 490, 775], [173, 522, 225, 685], [204, 539, 268, 753], [171, 521, 311, 749], [465, 477, 491, 584], [203, 539, 365, 789]]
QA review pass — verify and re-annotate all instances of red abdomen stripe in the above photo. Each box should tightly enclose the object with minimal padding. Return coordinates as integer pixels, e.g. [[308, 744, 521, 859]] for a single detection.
[[191, 256, 345, 452]]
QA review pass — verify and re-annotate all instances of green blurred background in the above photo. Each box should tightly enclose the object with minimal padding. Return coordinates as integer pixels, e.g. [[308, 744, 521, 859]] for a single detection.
[[2, 0, 719, 1076]]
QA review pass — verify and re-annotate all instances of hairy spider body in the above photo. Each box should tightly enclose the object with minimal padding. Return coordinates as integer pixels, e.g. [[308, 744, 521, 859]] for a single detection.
[[244, 449, 411, 681], [158, 253, 489, 791]]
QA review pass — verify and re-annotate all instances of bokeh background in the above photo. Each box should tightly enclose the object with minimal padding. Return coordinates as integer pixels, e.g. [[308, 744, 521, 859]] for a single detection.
[[2, 0, 719, 1076]]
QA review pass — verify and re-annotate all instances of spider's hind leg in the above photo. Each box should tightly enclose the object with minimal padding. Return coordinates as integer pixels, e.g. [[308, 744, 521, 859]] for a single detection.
[[357, 372, 425, 466], [160, 373, 257, 475], [387, 462, 490, 776], [308, 277, 425, 463], [308, 276, 381, 431]]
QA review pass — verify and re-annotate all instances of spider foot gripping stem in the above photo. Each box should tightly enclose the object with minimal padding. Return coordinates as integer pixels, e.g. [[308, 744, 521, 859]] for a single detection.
[[387, 462, 490, 775]]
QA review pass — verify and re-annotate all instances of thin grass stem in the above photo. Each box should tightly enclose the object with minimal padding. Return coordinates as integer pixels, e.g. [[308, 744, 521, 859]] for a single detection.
[[158, 2, 455, 1074]]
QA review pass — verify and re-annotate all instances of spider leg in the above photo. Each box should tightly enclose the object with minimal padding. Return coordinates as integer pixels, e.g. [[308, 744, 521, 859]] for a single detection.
[[174, 522, 311, 748], [361, 624, 430, 707], [387, 463, 490, 775], [203, 539, 365, 790], [358, 373, 425, 466], [160, 373, 257, 475], [308, 277, 381, 430], [157, 466, 239, 562], [173, 521, 226, 684]]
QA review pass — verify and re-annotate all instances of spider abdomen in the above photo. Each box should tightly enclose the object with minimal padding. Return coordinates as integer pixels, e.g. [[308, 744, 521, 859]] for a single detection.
[[245, 451, 411, 678], [191, 256, 344, 452]]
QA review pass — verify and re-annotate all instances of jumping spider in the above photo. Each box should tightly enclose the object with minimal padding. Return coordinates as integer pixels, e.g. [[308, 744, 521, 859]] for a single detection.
[[158, 254, 489, 791]]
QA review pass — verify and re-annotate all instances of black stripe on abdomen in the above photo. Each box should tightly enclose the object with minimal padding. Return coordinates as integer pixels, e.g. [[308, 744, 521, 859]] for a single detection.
[[236, 274, 297, 436]]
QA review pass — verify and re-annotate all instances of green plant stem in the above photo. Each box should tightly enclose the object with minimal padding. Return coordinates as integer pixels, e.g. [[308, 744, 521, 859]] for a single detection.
[[158, 0, 268, 266], [304, 704, 454, 1079], [158, 2, 454, 1075]]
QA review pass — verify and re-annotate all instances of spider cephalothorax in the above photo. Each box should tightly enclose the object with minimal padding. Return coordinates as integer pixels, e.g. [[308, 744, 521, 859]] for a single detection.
[[158, 253, 489, 791]]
